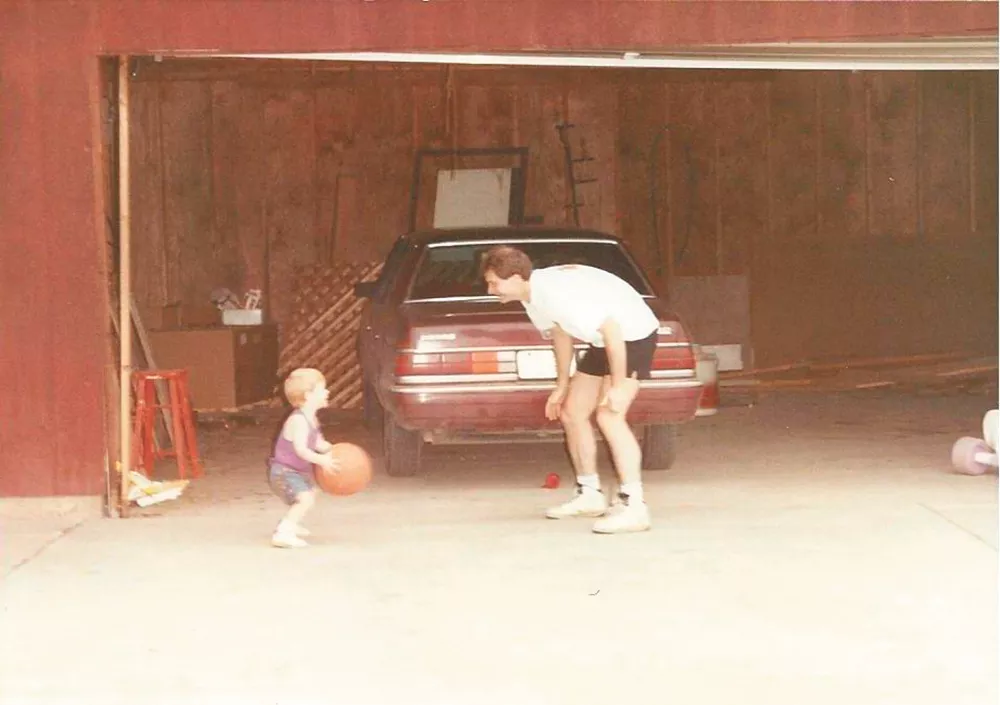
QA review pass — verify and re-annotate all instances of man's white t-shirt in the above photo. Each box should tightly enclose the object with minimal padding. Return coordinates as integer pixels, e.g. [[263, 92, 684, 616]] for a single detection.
[[521, 265, 659, 347]]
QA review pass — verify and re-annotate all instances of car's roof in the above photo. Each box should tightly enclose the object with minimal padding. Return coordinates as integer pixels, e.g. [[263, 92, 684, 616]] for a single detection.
[[401, 226, 623, 246]]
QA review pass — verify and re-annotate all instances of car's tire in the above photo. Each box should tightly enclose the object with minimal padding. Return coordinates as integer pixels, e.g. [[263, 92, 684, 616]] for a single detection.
[[362, 380, 382, 430], [382, 412, 423, 477], [641, 424, 677, 471]]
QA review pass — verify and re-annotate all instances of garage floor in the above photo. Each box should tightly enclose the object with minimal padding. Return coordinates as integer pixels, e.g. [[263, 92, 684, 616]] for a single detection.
[[2, 391, 997, 705]]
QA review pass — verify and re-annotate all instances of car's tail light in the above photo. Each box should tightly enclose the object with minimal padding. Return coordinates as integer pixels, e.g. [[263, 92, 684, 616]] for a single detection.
[[695, 347, 720, 414], [650, 345, 695, 371], [650, 322, 695, 371], [395, 350, 517, 376]]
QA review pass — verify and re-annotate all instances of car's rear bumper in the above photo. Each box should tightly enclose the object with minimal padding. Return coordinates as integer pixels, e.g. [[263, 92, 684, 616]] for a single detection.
[[384, 378, 704, 433]]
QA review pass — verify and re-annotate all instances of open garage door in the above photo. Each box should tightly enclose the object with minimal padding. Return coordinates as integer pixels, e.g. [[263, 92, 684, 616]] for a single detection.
[[208, 37, 998, 71]]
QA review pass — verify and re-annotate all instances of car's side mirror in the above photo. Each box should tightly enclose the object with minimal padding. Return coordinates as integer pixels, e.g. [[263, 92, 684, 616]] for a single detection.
[[354, 281, 376, 299]]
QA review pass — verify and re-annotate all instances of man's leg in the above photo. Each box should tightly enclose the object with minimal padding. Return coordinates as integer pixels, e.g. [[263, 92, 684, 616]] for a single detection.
[[592, 376, 651, 533], [596, 376, 642, 485], [562, 371, 604, 481], [545, 371, 606, 519]]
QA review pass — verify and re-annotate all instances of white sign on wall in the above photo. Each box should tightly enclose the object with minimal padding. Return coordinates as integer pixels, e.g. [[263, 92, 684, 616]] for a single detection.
[[433, 168, 512, 228]]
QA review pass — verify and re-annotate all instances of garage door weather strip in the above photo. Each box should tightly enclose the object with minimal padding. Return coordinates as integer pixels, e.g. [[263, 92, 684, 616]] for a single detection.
[[196, 41, 1000, 71]]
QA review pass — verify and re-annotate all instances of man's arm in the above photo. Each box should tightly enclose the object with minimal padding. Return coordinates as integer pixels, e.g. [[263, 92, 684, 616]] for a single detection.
[[550, 325, 575, 387], [598, 318, 628, 386]]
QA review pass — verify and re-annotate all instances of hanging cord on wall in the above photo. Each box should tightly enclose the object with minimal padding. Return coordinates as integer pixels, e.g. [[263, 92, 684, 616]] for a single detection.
[[445, 65, 458, 171], [648, 125, 697, 281]]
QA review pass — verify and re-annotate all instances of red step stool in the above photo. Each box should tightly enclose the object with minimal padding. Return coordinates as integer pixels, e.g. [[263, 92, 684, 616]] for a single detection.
[[131, 369, 204, 480]]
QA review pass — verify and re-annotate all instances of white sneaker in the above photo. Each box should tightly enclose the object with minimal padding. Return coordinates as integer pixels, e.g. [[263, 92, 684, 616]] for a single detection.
[[545, 486, 608, 519], [294, 525, 311, 538], [271, 531, 308, 548], [592, 494, 651, 534]]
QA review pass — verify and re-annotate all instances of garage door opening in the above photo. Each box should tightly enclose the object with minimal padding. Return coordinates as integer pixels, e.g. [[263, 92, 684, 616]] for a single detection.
[[102, 40, 998, 513]]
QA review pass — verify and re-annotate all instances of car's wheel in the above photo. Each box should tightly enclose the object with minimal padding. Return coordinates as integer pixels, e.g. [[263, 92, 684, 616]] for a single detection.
[[641, 424, 677, 470], [362, 380, 382, 430], [382, 412, 423, 477]]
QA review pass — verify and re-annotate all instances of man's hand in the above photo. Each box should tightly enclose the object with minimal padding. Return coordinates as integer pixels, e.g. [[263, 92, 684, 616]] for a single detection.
[[545, 384, 568, 421], [600, 382, 631, 414]]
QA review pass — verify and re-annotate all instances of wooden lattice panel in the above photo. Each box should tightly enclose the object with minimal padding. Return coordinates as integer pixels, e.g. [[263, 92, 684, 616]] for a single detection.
[[278, 262, 382, 409]]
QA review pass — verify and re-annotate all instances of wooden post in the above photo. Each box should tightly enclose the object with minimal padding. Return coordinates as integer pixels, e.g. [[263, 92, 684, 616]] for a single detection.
[[765, 81, 773, 248], [915, 76, 923, 241], [263, 200, 271, 325], [664, 86, 674, 290], [968, 79, 976, 233], [815, 80, 822, 241], [118, 56, 132, 517], [863, 76, 872, 239], [714, 98, 722, 276]]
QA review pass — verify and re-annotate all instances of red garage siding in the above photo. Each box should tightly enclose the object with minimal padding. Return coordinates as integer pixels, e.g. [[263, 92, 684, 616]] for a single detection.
[[0, 2, 107, 496]]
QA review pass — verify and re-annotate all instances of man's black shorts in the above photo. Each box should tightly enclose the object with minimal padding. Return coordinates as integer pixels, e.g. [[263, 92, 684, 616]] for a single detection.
[[576, 329, 657, 380]]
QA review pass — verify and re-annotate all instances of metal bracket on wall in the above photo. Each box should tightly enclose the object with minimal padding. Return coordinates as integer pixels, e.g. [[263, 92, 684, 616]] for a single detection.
[[555, 122, 597, 227]]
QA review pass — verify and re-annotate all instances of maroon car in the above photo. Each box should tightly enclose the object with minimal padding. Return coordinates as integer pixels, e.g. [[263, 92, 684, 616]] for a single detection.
[[355, 227, 718, 477]]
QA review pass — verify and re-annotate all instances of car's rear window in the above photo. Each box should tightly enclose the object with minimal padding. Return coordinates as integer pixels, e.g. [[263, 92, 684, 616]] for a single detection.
[[406, 239, 652, 301]]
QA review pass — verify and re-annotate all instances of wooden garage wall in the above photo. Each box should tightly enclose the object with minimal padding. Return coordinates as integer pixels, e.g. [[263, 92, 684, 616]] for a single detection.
[[128, 60, 997, 366], [616, 70, 999, 365], [752, 72, 999, 365], [127, 60, 633, 330]]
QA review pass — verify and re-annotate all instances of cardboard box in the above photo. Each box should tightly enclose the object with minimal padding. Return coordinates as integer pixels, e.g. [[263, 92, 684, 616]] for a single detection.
[[147, 325, 279, 410], [152, 304, 220, 330]]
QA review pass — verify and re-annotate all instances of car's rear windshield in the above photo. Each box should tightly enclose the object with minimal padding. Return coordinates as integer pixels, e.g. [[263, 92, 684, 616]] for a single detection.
[[406, 239, 652, 302]]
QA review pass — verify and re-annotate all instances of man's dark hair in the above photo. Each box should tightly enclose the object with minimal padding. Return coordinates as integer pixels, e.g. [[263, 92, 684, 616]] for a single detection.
[[479, 245, 533, 280]]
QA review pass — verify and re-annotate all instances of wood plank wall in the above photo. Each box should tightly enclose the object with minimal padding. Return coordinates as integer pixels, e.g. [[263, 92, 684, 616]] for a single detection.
[[128, 60, 997, 365]]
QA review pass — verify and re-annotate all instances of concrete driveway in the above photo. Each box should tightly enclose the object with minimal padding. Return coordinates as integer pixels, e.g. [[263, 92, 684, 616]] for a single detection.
[[1, 392, 996, 705]]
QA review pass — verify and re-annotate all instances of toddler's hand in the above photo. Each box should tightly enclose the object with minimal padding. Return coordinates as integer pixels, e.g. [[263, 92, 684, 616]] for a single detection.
[[318, 454, 341, 473]]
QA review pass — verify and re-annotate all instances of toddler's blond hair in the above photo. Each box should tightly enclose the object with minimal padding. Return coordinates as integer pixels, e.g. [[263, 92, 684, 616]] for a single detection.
[[283, 368, 326, 407]]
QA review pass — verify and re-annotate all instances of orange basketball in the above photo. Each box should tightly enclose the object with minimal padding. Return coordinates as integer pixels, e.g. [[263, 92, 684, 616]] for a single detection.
[[314, 442, 373, 496]]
